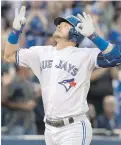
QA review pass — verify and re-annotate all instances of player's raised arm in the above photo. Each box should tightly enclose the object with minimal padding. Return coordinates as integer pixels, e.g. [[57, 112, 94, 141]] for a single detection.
[[76, 12, 121, 68], [4, 6, 26, 63]]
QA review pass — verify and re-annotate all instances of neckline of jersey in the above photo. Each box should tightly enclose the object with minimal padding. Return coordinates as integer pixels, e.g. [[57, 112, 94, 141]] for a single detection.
[[54, 46, 76, 52]]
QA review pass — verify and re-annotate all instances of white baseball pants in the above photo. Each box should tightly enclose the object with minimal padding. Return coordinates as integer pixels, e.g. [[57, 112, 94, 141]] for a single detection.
[[44, 116, 92, 145]]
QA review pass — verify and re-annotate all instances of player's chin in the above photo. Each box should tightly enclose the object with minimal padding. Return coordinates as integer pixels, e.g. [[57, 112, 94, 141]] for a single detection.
[[53, 33, 62, 39]]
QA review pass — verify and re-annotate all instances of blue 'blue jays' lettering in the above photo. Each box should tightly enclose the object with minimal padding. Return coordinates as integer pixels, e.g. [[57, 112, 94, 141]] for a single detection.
[[40, 60, 78, 76], [47, 60, 53, 68], [71, 68, 78, 76], [55, 60, 78, 76], [60, 61, 67, 70], [55, 60, 63, 68], [68, 64, 75, 73], [40, 60, 53, 71]]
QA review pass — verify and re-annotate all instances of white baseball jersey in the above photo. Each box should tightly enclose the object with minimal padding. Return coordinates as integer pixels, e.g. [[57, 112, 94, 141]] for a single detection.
[[16, 46, 100, 120]]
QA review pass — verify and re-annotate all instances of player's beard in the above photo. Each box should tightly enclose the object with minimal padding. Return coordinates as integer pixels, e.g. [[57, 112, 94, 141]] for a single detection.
[[53, 30, 62, 39], [53, 30, 68, 42]]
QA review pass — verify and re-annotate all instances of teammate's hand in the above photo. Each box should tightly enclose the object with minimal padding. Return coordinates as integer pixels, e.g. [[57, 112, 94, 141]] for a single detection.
[[76, 12, 95, 37], [13, 6, 26, 31]]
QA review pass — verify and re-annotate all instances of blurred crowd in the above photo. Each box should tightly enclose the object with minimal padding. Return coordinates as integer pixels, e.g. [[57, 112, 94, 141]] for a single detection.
[[1, 1, 121, 136]]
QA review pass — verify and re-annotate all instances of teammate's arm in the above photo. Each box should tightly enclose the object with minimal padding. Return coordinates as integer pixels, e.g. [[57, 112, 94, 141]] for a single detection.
[[76, 12, 121, 68], [4, 6, 26, 63]]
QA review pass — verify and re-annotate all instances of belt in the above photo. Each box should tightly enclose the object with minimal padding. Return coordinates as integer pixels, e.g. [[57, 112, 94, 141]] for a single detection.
[[46, 117, 74, 127]]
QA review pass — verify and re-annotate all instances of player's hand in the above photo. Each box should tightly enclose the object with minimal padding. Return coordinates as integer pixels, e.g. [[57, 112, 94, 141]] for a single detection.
[[13, 6, 26, 31], [76, 12, 95, 37]]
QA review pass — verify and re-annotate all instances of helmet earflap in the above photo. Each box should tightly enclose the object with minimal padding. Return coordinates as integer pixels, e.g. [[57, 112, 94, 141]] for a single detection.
[[69, 27, 79, 43]]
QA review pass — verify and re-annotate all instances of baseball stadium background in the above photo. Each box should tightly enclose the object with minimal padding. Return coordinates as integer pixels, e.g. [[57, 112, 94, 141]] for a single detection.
[[1, 0, 121, 145]]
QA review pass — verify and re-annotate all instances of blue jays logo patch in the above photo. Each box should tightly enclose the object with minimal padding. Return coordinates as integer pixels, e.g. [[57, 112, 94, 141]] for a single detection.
[[58, 78, 76, 92]]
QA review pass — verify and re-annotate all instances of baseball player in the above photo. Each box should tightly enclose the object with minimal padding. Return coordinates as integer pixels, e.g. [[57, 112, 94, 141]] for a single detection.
[[4, 6, 121, 145]]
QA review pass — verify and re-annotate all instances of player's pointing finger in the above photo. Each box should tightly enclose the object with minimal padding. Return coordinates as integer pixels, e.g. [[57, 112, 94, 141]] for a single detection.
[[83, 12, 88, 19], [77, 13, 84, 22], [19, 6, 26, 17]]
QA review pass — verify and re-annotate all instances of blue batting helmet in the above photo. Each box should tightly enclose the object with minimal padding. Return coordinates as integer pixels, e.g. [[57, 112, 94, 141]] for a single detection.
[[54, 15, 84, 46]]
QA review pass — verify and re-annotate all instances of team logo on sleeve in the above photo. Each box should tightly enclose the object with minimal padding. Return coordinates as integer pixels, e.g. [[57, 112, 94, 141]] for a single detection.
[[58, 78, 76, 92]]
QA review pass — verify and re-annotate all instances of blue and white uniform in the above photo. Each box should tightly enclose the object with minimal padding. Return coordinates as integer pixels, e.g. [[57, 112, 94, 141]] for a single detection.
[[16, 45, 100, 145]]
